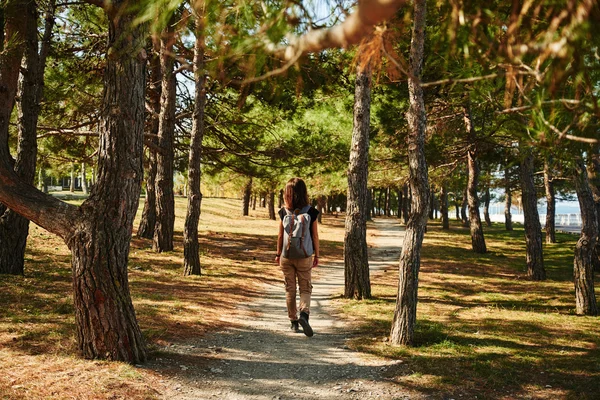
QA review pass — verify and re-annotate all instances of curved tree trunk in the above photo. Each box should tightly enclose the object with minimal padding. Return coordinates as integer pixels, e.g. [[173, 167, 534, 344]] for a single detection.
[[504, 162, 513, 231], [573, 158, 598, 316], [464, 104, 486, 253], [440, 184, 449, 230], [183, 13, 206, 277], [390, 0, 428, 346], [153, 21, 177, 253], [344, 65, 371, 300], [0, 2, 148, 362], [520, 148, 546, 280], [137, 42, 161, 239], [544, 158, 556, 244], [0, 0, 47, 275], [242, 177, 252, 216]]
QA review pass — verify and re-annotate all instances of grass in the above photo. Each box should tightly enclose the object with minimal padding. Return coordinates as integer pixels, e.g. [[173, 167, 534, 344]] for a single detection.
[[0, 196, 344, 399], [338, 220, 600, 400]]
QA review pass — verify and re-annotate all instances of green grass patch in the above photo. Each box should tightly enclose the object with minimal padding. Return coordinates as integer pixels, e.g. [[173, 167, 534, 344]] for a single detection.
[[340, 220, 600, 399]]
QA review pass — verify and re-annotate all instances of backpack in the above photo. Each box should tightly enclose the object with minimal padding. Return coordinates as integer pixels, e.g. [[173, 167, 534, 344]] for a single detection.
[[282, 205, 314, 259]]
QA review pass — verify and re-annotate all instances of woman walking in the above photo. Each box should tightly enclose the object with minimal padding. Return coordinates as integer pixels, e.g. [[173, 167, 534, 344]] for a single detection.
[[275, 178, 320, 337]]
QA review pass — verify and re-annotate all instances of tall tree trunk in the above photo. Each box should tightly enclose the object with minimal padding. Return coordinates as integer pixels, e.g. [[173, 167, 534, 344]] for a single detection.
[[81, 162, 88, 194], [153, 20, 177, 253], [344, 65, 371, 300], [402, 184, 409, 223], [483, 187, 492, 227], [317, 195, 325, 223], [573, 158, 598, 315], [70, 163, 76, 192], [440, 184, 449, 230], [268, 190, 276, 220], [242, 177, 252, 216], [587, 148, 600, 272], [390, 0, 428, 346], [367, 189, 373, 220], [0, 0, 55, 275], [520, 147, 546, 280], [504, 162, 513, 231], [455, 194, 460, 220], [183, 12, 206, 277], [461, 187, 469, 227], [377, 189, 383, 216], [137, 41, 161, 239], [544, 158, 556, 244], [385, 187, 391, 216], [464, 104, 486, 253], [0, 2, 148, 362], [428, 187, 435, 220], [397, 188, 402, 219]]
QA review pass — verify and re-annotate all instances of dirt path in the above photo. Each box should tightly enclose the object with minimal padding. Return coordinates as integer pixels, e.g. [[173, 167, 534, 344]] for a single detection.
[[149, 219, 413, 400]]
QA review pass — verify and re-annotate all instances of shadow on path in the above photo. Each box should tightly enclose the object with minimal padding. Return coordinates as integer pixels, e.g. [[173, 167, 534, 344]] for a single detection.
[[148, 218, 413, 400]]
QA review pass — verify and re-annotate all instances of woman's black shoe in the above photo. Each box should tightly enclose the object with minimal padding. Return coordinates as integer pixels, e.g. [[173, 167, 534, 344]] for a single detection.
[[290, 320, 300, 332]]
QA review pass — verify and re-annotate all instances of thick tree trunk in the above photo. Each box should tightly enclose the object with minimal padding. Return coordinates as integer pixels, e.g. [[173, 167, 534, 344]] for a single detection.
[[390, 0, 428, 346], [544, 158, 556, 244], [268, 190, 276, 220], [183, 14, 206, 277], [153, 21, 177, 253], [344, 66, 371, 300], [137, 42, 161, 239], [464, 104, 486, 253], [440, 185, 449, 230], [483, 187, 492, 227], [520, 148, 546, 280], [504, 163, 513, 231], [0, 3, 149, 362], [242, 177, 252, 216], [0, 0, 50, 275], [573, 158, 598, 316]]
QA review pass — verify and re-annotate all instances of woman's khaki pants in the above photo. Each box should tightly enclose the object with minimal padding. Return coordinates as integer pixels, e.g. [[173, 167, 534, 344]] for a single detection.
[[280, 256, 313, 320]]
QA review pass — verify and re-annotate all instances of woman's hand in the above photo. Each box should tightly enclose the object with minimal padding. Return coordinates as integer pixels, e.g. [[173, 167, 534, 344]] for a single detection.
[[275, 255, 281, 265], [312, 256, 319, 268]]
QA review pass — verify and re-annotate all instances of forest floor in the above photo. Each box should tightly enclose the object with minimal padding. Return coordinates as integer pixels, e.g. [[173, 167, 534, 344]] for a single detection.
[[1, 197, 599, 399]]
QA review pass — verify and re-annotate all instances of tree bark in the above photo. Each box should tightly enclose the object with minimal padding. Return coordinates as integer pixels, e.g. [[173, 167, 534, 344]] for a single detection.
[[267, 190, 276, 220], [440, 184, 449, 230], [464, 103, 486, 253], [390, 0, 428, 346], [0, 0, 54, 275], [586, 148, 600, 272], [0, 2, 148, 362], [242, 177, 252, 216], [483, 187, 492, 227], [573, 158, 598, 316], [183, 12, 206, 277], [137, 41, 161, 239], [344, 65, 371, 300], [504, 162, 513, 231], [543, 158, 556, 244], [81, 162, 88, 194], [461, 187, 469, 227], [153, 20, 177, 253], [520, 148, 546, 280]]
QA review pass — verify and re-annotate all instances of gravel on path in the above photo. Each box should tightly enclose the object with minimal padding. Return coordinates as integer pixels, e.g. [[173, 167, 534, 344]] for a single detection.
[[147, 218, 422, 400]]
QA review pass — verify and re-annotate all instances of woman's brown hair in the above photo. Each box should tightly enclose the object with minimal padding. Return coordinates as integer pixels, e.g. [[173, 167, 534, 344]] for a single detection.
[[283, 178, 310, 210]]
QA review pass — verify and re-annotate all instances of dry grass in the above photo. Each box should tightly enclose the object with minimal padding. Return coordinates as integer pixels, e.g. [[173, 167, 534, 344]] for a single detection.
[[0, 197, 345, 399], [339, 220, 600, 400]]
